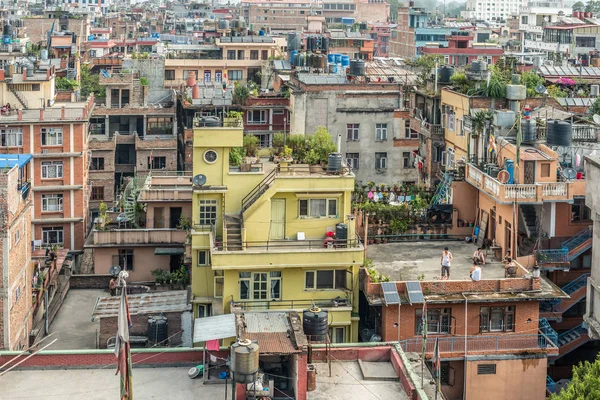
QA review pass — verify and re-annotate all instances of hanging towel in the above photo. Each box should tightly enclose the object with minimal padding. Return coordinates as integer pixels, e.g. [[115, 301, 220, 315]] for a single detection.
[[576, 153, 581, 167], [206, 339, 220, 351]]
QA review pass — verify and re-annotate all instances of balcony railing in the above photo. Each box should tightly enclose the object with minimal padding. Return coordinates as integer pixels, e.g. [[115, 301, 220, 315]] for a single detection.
[[536, 228, 592, 264], [230, 297, 351, 311], [398, 333, 557, 355], [537, 124, 599, 142], [92, 229, 187, 245], [409, 117, 443, 138], [216, 237, 362, 252], [466, 163, 576, 204]]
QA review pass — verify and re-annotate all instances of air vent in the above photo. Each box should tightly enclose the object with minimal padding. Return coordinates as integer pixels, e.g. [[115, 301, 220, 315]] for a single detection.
[[477, 364, 496, 375]]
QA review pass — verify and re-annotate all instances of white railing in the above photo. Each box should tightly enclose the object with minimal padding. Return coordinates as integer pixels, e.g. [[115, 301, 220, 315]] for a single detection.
[[542, 183, 568, 197], [484, 176, 500, 196], [468, 166, 483, 186], [505, 185, 537, 199]]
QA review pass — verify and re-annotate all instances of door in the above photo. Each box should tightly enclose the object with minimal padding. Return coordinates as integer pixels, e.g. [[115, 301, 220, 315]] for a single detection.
[[154, 207, 164, 228], [170, 207, 182, 229], [524, 161, 535, 184], [270, 199, 285, 240], [169, 255, 181, 272]]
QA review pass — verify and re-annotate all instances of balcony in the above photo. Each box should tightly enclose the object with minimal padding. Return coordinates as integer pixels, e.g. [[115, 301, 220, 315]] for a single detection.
[[537, 124, 600, 143], [466, 163, 579, 204], [92, 228, 187, 246], [137, 175, 193, 202], [230, 297, 351, 312], [398, 333, 557, 357], [409, 117, 443, 138], [536, 228, 592, 266]]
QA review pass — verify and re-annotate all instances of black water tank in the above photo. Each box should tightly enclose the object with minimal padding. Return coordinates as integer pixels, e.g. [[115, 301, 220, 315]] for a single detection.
[[438, 66, 454, 83], [327, 152, 342, 172], [336, 223, 347, 241], [303, 309, 328, 342], [349, 59, 365, 76], [521, 120, 537, 143], [321, 36, 329, 53], [147, 315, 168, 346], [546, 120, 572, 146]]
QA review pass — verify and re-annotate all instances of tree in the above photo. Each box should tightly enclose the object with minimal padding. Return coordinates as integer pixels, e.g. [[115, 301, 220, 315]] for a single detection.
[[80, 64, 105, 98], [573, 1, 585, 11], [521, 71, 544, 98], [590, 97, 600, 116], [305, 127, 337, 165], [411, 54, 444, 86], [550, 355, 600, 399], [585, 0, 600, 13]]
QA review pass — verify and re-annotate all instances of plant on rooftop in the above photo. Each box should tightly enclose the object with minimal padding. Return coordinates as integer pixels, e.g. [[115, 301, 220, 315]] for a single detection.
[[305, 127, 337, 165], [233, 81, 250, 104], [140, 77, 149, 86], [177, 214, 192, 230], [408, 54, 444, 86], [449, 71, 474, 94], [80, 64, 105, 98], [243, 134, 260, 157], [229, 146, 245, 167], [472, 109, 494, 137], [286, 134, 308, 162], [547, 84, 568, 98], [591, 97, 600, 117], [521, 71, 544, 98], [152, 269, 172, 285], [55, 77, 79, 91], [484, 68, 507, 98]]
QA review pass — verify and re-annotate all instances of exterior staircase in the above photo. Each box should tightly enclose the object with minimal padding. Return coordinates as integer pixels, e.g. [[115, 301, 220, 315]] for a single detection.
[[540, 274, 588, 321], [7, 83, 28, 109], [540, 319, 590, 363], [225, 215, 242, 251], [520, 204, 539, 239], [536, 227, 593, 266], [241, 168, 276, 214]]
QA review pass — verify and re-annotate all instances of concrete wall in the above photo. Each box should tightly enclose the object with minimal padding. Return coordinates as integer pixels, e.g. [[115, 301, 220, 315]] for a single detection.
[[69, 274, 113, 290], [93, 247, 172, 282], [122, 59, 171, 104], [99, 311, 185, 349], [585, 156, 600, 338]]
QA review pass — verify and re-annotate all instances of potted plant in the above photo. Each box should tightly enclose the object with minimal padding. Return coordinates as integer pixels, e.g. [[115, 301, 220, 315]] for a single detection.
[[243, 134, 260, 163], [305, 127, 336, 172], [177, 214, 192, 230], [224, 111, 243, 127]]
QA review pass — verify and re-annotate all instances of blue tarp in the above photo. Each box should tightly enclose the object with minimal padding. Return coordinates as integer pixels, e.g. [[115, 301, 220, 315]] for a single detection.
[[0, 154, 33, 169]]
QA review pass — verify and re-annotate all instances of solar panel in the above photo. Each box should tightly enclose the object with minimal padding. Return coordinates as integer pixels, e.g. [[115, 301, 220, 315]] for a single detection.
[[406, 281, 425, 304], [381, 282, 400, 305]]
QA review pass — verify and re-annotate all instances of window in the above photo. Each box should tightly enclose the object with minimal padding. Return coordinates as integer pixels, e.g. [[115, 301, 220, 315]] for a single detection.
[[90, 157, 104, 171], [346, 124, 360, 140], [14, 285, 21, 302], [148, 156, 166, 169], [14, 229, 20, 246], [439, 362, 455, 386], [91, 186, 104, 201], [477, 364, 497, 375], [41, 161, 63, 179], [196, 304, 212, 318], [403, 152, 414, 169], [571, 199, 591, 222], [164, 70, 175, 80], [305, 269, 349, 290], [237, 50, 245, 60], [329, 326, 346, 343], [541, 163, 550, 177], [1, 128, 23, 146], [227, 50, 236, 60], [42, 227, 63, 245], [197, 250, 211, 266], [405, 120, 418, 139], [228, 70, 243, 80], [214, 270, 224, 298], [183, 70, 198, 80], [299, 198, 338, 218], [204, 150, 218, 164], [239, 271, 281, 300], [480, 306, 515, 332], [375, 152, 387, 169], [447, 112, 456, 131], [576, 37, 596, 48], [199, 199, 217, 226], [415, 308, 451, 334], [375, 123, 388, 141], [147, 117, 173, 135], [215, 71, 222, 83], [113, 249, 134, 271], [261, 50, 268, 60], [248, 110, 267, 124], [204, 70, 211, 82], [346, 153, 359, 170], [41, 128, 63, 146], [42, 194, 63, 212], [250, 50, 259, 60]]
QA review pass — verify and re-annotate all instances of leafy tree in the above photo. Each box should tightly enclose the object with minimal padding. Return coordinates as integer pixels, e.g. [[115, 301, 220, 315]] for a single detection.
[[590, 97, 600, 116], [585, 0, 600, 13], [449, 71, 474, 94], [550, 355, 600, 399], [520, 71, 544, 97], [305, 127, 337, 165], [410, 54, 444, 86], [229, 147, 245, 166], [55, 77, 79, 91], [80, 64, 105, 98], [573, 1, 585, 11], [233, 81, 250, 104], [243, 134, 260, 157]]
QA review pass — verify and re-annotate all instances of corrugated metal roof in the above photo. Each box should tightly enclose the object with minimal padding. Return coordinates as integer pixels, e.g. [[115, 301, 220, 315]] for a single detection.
[[296, 73, 348, 84], [194, 314, 236, 342], [540, 65, 600, 77], [273, 60, 292, 71], [244, 312, 289, 333], [530, 106, 573, 121], [219, 36, 274, 43], [245, 332, 300, 354], [91, 290, 189, 320], [557, 98, 594, 107]]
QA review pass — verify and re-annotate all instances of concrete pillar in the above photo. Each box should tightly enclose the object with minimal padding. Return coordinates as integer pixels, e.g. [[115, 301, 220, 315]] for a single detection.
[[40, 109, 44, 120], [172, 118, 177, 136], [106, 87, 111, 108], [105, 115, 110, 136], [143, 115, 147, 137]]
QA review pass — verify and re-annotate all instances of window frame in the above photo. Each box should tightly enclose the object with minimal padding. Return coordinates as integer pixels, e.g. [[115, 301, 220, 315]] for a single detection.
[[346, 124, 360, 141], [148, 156, 167, 169], [0, 128, 23, 147], [197, 249, 211, 266], [164, 70, 175, 80], [479, 306, 515, 333], [415, 308, 452, 335], [403, 152, 414, 169], [238, 271, 281, 301], [41, 161, 63, 179], [375, 152, 388, 169], [198, 199, 218, 226], [41, 193, 64, 212], [304, 269, 349, 290], [346, 153, 359, 170], [298, 198, 338, 218], [375, 123, 388, 141], [247, 110, 267, 125], [90, 157, 105, 171], [41, 227, 64, 245], [41, 127, 64, 146], [91, 186, 104, 201], [214, 270, 224, 298]]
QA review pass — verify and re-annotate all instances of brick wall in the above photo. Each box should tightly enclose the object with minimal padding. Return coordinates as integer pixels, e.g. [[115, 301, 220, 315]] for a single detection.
[[99, 311, 183, 349], [69, 274, 112, 290]]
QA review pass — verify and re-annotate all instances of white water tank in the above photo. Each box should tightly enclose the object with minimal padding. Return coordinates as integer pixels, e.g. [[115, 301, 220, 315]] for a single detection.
[[591, 85, 599, 98]]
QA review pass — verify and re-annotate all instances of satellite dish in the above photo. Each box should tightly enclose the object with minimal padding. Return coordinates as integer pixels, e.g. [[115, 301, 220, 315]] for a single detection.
[[497, 170, 510, 183], [192, 174, 207, 186], [562, 167, 577, 180], [593, 114, 600, 125], [109, 265, 122, 277], [535, 85, 547, 95]]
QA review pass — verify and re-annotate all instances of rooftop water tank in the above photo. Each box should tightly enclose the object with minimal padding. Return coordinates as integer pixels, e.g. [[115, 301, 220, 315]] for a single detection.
[[546, 120, 572, 147], [147, 315, 168, 346], [321, 36, 329, 53], [287, 32, 301, 51], [341, 55, 350, 67], [327, 152, 342, 173], [327, 53, 335, 64], [438, 66, 454, 83], [230, 339, 259, 384], [218, 19, 229, 30], [349, 59, 365, 76], [521, 119, 536, 144], [290, 50, 298, 65], [303, 308, 329, 342], [506, 85, 526, 100]]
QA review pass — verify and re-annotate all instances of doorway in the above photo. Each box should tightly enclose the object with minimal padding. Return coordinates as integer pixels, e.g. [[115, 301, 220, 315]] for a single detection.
[[154, 207, 165, 228], [524, 161, 535, 184], [270, 199, 286, 240], [170, 207, 182, 229], [169, 255, 182, 272]]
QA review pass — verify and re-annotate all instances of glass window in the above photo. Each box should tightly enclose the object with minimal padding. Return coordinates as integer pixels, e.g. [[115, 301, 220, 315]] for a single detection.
[[298, 198, 338, 218], [237, 50, 245, 60], [91, 186, 104, 201], [41, 161, 63, 179], [571, 199, 591, 222], [238, 271, 281, 300], [316, 270, 334, 289], [228, 70, 243, 80], [248, 110, 267, 124], [375, 152, 387, 169], [346, 153, 359, 170], [305, 270, 348, 290], [148, 156, 166, 169], [164, 70, 175, 80], [90, 157, 104, 171], [403, 152, 414, 169], [214, 270, 224, 298], [250, 50, 259, 60], [346, 124, 360, 140], [41, 128, 63, 146], [0, 128, 23, 146], [480, 306, 515, 332], [42, 227, 63, 245], [447, 112, 456, 131], [415, 308, 451, 334], [197, 250, 211, 266], [227, 50, 236, 60], [41, 194, 63, 212], [376, 123, 388, 141], [199, 199, 217, 226]]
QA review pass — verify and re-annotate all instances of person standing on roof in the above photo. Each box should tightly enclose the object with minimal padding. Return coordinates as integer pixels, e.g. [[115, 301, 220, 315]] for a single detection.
[[440, 247, 453, 280]]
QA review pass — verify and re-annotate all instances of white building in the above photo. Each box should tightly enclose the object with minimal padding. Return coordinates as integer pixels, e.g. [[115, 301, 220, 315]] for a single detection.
[[463, 0, 527, 21], [520, 5, 572, 54]]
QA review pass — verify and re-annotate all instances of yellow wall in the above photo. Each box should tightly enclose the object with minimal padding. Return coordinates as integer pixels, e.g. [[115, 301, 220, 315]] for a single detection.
[[441, 90, 470, 159]]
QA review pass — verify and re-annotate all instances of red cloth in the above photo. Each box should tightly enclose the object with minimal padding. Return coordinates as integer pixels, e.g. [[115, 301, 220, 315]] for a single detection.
[[206, 339, 220, 351]]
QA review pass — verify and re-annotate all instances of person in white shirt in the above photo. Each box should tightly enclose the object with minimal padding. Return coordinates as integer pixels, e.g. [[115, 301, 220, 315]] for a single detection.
[[440, 247, 453, 280], [470, 263, 482, 281]]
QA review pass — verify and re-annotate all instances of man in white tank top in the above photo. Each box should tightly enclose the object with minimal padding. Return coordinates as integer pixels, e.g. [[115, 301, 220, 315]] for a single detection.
[[440, 247, 453, 280]]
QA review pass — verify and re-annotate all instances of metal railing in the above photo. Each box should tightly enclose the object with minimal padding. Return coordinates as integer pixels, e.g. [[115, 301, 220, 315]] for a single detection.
[[539, 318, 558, 346], [546, 375, 556, 394], [536, 228, 592, 264], [241, 168, 276, 213], [558, 323, 587, 345], [215, 236, 362, 252], [397, 333, 556, 354], [562, 274, 588, 295], [231, 298, 351, 311]]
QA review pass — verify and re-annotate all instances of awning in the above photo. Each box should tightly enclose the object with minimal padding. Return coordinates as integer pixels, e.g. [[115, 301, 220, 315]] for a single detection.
[[194, 314, 236, 343], [155, 247, 185, 255]]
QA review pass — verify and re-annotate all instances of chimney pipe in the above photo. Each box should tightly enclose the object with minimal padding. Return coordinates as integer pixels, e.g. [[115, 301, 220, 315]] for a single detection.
[[337, 134, 342, 153]]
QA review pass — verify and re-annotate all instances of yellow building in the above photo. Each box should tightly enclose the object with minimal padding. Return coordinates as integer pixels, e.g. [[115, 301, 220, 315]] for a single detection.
[[190, 118, 363, 343]]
